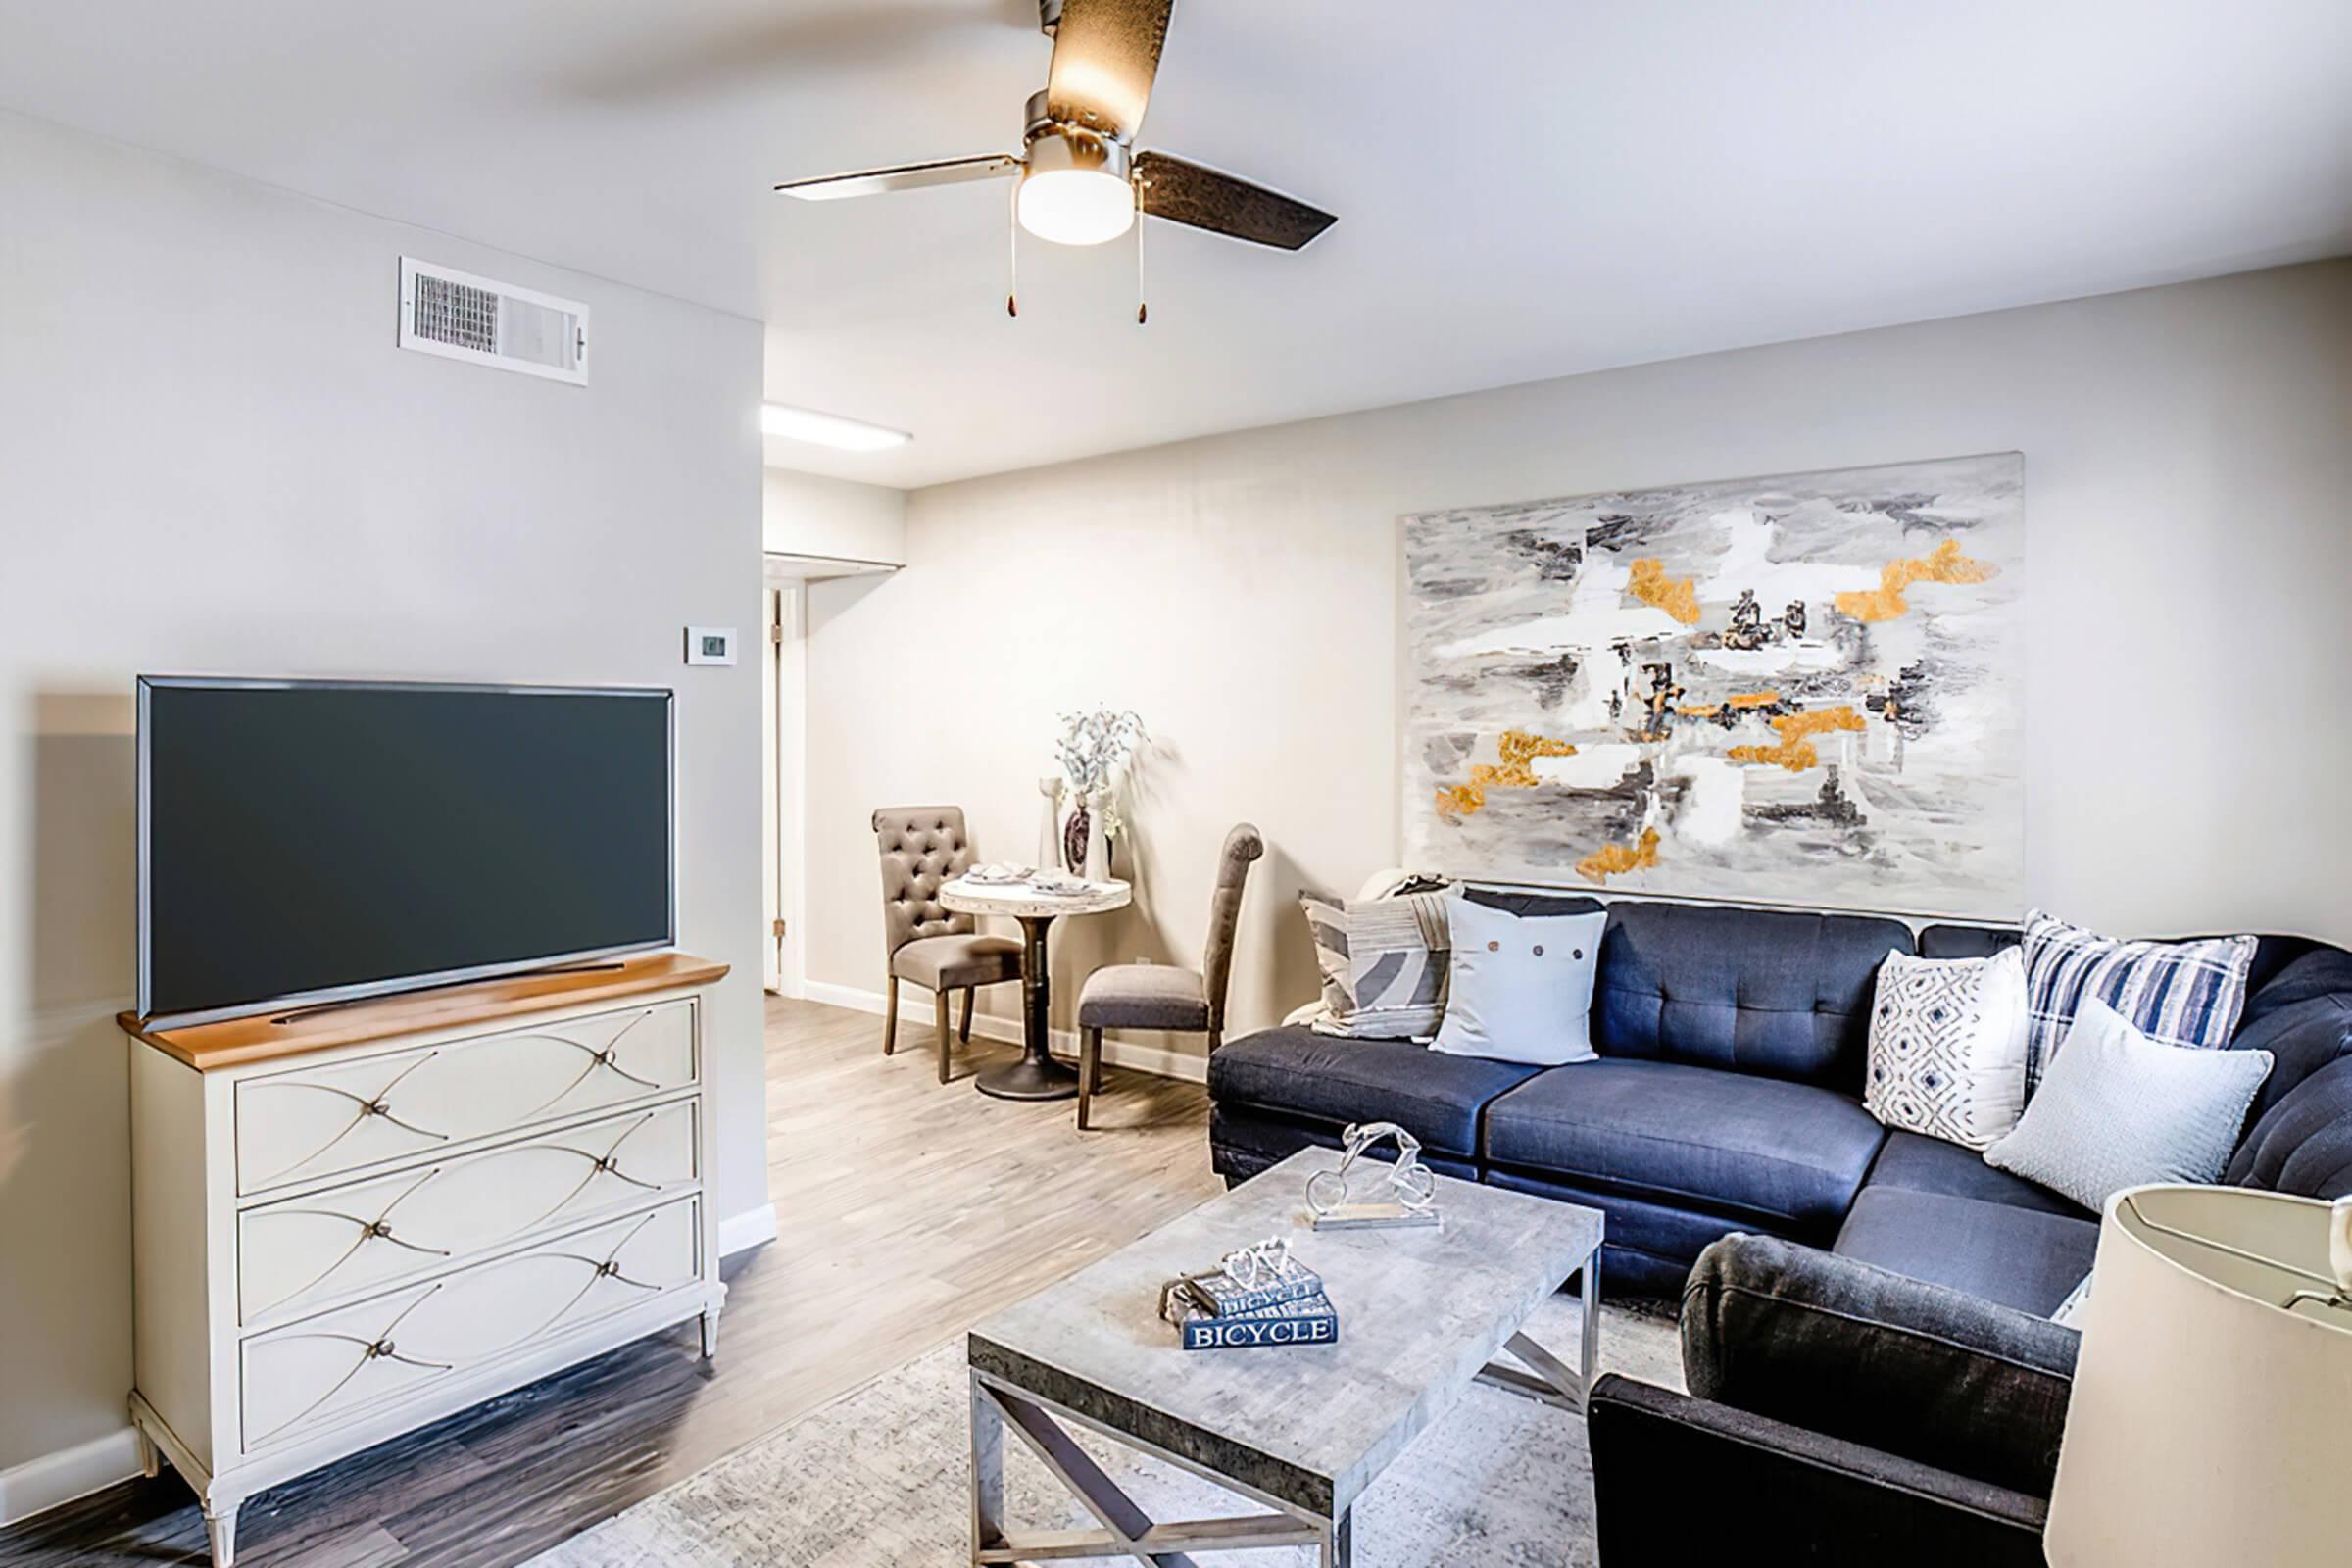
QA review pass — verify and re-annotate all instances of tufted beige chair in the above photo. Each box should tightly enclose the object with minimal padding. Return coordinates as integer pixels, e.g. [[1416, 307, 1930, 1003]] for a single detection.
[[872, 806, 1023, 1082], [1074, 822, 1264, 1129]]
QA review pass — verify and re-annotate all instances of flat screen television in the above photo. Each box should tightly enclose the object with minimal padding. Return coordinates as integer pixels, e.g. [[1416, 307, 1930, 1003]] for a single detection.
[[137, 677, 674, 1026]]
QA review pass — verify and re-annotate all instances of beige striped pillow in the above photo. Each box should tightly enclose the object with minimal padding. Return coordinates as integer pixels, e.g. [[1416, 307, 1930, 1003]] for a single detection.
[[1299, 890, 1451, 1040]]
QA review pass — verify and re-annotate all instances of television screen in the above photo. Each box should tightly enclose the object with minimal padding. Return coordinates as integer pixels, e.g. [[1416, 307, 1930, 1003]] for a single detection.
[[138, 678, 673, 1023]]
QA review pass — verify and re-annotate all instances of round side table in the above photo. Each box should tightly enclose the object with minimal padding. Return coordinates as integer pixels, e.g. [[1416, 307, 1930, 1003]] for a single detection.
[[938, 877, 1131, 1101]]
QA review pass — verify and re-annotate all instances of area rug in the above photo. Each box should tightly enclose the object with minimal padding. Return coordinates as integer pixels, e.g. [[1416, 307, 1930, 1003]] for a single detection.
[[528, 1293, 1682, 1568]]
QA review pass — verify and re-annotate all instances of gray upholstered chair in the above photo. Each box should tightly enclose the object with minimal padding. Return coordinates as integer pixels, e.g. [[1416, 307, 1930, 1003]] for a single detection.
[[1074, 822, 1263, 1130], [872, 806, 1022, 1083]]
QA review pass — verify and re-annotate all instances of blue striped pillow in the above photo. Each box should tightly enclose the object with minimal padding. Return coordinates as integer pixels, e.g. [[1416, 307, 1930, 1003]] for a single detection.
[[2020, 910, 2256, 1095]]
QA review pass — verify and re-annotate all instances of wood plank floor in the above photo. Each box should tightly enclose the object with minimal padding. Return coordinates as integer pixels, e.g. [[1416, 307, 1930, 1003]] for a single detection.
[[0, 997, 1222, 1568]]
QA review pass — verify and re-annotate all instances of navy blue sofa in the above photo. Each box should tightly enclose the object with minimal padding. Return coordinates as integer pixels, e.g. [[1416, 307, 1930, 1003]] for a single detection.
[[1209, 892, 2352, 1303], [1213, 892, 2352, 1561]]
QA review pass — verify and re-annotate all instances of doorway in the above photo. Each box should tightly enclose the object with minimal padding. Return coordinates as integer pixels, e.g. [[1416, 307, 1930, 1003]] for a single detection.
[[761, 574, 807, 997]]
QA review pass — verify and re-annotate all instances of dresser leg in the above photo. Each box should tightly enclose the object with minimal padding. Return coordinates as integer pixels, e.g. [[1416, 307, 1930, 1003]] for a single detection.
[[134, 1427, 162, 1479], [699, 1308, 720, 1361], [204, 1498, 239, 1567]]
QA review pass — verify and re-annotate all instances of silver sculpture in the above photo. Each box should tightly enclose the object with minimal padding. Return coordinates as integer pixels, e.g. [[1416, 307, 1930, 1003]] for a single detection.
[[1307, 1121, 1441, 1231]]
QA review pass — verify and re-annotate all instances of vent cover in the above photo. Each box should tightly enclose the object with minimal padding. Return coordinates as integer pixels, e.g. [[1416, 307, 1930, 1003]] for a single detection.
[[398, 258, 589, 385]]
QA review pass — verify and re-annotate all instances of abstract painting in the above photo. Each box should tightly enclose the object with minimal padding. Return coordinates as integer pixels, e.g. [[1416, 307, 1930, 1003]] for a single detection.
[[1402, 454, 2023, 917]]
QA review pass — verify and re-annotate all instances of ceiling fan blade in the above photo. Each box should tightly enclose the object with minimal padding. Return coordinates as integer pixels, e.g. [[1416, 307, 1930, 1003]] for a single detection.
[[1134, 152, 1337, 250], [1045, 0, 1174, 142], [775, 154, 1020, 202]]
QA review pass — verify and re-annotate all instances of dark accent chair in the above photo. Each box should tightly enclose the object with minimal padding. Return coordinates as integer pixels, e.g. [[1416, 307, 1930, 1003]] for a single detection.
[[871, 806, 1021, 1083], [1075, 823, 1263, 1130], [1588, 1234, 2074, 1567]]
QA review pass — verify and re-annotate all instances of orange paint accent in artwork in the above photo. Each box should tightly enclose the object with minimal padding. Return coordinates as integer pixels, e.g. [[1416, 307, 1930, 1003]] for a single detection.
[[1728, 705, 1868, 771], [1628, 558, 1702, 624], [1434, 729, 1579, 820], [1834, 539, 1996, 622], [1577, 827, 1662, 884]]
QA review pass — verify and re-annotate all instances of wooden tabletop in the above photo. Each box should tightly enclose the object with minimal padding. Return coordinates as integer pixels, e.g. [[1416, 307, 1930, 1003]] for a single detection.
[[119, 951, 730, 1072], [967, 1149, 1604, 1517]]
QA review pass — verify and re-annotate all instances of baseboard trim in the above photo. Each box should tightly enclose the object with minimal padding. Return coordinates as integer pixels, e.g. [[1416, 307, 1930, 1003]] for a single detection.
[[717, 1202, 779, 1258], [799, 981, 1209, 1085], [0, 1425, 144, 1528]]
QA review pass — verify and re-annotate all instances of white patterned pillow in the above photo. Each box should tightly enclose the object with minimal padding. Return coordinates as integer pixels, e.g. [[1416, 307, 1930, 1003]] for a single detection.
[[1985, 1000, 2273, 1211], [1863, 947, 2030, 1151], [1298, 890, 1451, 1040], [2020, 910, 2255, 1096]]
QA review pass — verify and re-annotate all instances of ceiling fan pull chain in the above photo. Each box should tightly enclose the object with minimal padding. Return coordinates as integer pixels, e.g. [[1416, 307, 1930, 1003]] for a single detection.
[[1006, 178, 1020, 318], [1134, 178, 1148, 325]]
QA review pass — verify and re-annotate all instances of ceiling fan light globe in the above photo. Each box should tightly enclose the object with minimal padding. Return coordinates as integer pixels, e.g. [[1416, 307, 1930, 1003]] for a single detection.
[[1016, 167, 1135, 247]]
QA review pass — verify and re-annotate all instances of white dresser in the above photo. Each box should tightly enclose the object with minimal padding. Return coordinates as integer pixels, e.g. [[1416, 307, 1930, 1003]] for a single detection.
[[122, 954, 730, 1566]]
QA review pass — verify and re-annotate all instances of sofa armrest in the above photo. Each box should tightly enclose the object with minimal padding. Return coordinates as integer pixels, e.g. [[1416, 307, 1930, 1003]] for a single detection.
[[1588, 1375, 2047, 1568]]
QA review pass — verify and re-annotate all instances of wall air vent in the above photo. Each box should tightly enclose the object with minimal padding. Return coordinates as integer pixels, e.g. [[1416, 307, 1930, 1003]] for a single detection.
[[398, 258, 589, 385]]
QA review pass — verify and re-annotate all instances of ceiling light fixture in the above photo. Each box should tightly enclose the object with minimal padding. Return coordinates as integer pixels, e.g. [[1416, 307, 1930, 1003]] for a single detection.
[[1015, 132, 1135, 247], [760, 403, 911, 453]]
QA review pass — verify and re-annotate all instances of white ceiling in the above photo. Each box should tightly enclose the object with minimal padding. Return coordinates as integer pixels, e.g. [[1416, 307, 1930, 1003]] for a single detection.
[[4, 1, 2348, 489]]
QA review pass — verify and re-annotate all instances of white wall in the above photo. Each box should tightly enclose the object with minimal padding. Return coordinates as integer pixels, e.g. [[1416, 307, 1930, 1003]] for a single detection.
[[762, 466, 906, 565], [806, 262, 2352, 1057], [0, 113, 766, 1495]]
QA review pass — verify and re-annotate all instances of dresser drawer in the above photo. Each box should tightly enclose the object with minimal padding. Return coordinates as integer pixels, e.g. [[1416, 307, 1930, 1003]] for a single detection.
[[239, 1196, 702, 1454], [234, 1000, 697, 1195], [236, 1099, 699, 1326]]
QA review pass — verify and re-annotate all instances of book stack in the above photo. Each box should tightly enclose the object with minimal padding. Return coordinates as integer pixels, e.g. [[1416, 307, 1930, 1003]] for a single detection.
[[1159, 1254, 1341, 1351]]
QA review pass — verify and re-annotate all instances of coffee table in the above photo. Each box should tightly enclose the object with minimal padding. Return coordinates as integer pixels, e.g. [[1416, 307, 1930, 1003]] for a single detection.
[[965, 1149, 1604, 1565]]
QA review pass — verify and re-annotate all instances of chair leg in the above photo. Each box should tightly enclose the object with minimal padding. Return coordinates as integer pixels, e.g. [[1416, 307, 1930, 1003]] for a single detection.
[[936, 990, 954, 1084], [882, 974, 899, 1055], [1078, 1027, 1101, 1131], [959, 987, 975, 1043]]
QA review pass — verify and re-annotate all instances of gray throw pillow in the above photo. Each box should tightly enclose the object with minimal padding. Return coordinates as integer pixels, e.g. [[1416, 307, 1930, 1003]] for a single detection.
[[1298, 889, 1451, 1039], [1429, 895, 1605, 1065], [1984, 999, 2273, 1212]]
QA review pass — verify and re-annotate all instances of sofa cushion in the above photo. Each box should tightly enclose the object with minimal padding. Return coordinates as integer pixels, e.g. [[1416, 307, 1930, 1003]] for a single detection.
[[1207, 1027, 1543, 1157], [1483, 1058, 1886, 1238], [1592, 901, 1914, 1090], [1918, 923, 2021, 959], [2228, 1054, 2352, 1199], [1862, 1130, 2090, 1219], [1209, 1103, 1480, 1185], [1833, 1185, 2098, 1316]]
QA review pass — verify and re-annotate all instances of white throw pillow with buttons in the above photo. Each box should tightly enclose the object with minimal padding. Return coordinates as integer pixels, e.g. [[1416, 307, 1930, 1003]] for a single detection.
[[1430, 895, 1608, 1065]]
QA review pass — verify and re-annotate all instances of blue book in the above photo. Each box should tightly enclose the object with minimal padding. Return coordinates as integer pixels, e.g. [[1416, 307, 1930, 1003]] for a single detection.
[[1175, 1290, 1340, 1351], [1187, 1260, 1324, 1318]]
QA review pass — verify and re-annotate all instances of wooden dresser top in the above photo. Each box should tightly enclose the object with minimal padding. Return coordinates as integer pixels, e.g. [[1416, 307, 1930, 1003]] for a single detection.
[[119, 952, 731, 1071]]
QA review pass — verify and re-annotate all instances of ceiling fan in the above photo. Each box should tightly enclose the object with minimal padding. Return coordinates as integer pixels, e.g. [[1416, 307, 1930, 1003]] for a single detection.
[[773, 0, 1336, 318]]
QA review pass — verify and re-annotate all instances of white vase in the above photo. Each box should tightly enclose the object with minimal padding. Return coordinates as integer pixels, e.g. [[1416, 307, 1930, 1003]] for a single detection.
[[1083, 794, 1112, 882], [1035, 777, 1063, 872]]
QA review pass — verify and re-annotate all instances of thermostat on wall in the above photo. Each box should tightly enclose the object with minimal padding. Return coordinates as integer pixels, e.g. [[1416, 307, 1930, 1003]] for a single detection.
[[685, 627, 738, 666]]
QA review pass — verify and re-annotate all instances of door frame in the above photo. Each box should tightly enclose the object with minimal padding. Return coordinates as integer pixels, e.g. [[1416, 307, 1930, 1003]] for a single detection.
[[761, 578, 808, 997]]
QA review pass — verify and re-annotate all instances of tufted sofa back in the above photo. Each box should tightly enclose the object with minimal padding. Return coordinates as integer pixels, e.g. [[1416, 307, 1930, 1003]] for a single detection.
[[1592, 901, 1917, 1091], [872, 806, 980, 959]]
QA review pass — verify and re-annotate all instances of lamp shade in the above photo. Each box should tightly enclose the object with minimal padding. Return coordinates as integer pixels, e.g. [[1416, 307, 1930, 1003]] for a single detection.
[[2046, 1184, 2352, 1567]]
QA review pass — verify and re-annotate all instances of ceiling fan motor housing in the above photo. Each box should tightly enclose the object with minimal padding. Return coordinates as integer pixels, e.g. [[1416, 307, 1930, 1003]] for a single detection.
[[1023, 89, 1131, 181]]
